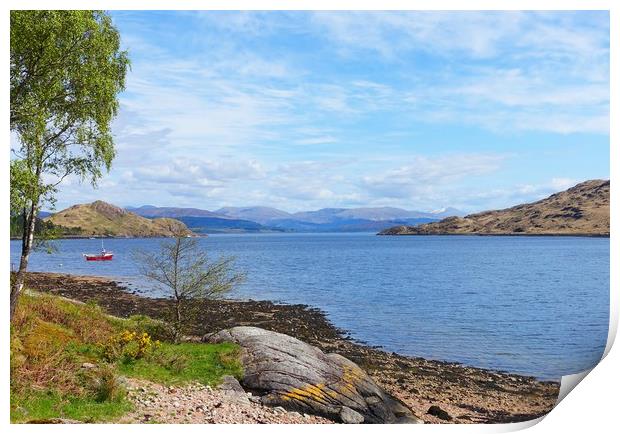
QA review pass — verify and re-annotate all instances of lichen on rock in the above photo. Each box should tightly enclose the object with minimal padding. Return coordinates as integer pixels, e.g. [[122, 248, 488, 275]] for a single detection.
[[205, 326, 423, 424]]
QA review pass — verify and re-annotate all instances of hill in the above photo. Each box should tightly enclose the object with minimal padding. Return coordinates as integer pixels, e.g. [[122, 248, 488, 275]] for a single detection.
[[379, 180, 610, 236], [45, 201, 195, 237]]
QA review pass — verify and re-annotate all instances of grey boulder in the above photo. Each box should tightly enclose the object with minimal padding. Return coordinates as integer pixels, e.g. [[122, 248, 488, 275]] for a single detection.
[[205, 326, 422, 424], [217, 375, 252, 407]]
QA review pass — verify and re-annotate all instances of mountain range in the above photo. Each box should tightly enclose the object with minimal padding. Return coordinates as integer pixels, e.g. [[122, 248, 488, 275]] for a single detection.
[[38, 180, 608, 237], [125, 205, 463, 233]]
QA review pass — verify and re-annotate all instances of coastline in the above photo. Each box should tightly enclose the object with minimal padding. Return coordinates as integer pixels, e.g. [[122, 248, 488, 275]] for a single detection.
[[23, 271, 560, 424], [9, 234, 209, 240], [377, 232, 610, 237]]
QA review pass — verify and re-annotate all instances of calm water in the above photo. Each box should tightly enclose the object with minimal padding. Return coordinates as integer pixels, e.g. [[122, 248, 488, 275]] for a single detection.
[[10, 234, 609, 380]]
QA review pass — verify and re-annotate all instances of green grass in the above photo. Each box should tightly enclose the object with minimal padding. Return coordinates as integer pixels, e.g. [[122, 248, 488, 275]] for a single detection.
[[11, 292, 243, 423], [118, 342, 243, 386], [11, 390, 133, 423]]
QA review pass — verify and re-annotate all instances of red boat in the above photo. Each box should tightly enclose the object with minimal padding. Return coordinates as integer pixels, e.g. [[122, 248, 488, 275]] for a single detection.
[[83, 250, 114, 261], [83, 241, 113, 261]]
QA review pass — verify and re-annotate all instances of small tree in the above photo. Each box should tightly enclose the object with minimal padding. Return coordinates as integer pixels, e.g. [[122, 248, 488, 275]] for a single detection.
[[133, 236, 245, 341], [10, 10, 130, 319]]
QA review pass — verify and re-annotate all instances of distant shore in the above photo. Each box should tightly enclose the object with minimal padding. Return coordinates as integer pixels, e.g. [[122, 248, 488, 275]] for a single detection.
[[9, 234, 209, 241], [10, 231, 610, 241], [377, 232, 610, 237], [23, 271, 560, 424]]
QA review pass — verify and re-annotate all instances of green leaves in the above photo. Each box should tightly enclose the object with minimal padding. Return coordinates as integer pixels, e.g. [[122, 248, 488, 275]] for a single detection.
[[10, 10, 129, 209]]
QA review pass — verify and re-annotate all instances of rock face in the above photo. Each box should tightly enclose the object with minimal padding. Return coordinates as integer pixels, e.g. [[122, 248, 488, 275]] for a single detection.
[[205, 326, 422, 424], [379, 179, 609, 236]]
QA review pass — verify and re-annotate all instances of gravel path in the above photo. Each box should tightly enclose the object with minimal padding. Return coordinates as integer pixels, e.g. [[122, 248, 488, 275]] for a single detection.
[[119, 378, 333, 424]]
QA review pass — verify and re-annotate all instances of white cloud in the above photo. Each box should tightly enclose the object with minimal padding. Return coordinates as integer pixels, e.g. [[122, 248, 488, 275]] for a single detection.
[[294, 136, 338, 145], [550, 177, 578, 191], [133, 158, 266, 186], [361, 154, 506, 199], [42, 11, 607, 212]]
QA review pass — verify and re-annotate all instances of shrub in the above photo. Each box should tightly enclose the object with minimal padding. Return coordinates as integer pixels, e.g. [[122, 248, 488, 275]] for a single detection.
[[83, 365, 126, 403], [101, 330, 161, 364], [125, 314, 176, 342]]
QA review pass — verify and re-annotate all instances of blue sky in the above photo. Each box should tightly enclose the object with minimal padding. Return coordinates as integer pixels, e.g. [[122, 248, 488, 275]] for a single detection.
[[52, 11, 609, 212]]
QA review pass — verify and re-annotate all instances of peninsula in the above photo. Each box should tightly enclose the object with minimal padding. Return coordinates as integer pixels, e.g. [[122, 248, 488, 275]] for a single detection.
[[379, 180, 609, 236]]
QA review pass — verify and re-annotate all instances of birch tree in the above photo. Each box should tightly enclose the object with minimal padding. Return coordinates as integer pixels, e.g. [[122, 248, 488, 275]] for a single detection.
[[10, 10, 129, 319]]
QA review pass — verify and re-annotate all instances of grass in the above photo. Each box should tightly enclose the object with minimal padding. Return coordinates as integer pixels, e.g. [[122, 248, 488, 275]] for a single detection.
[[10, 291, 242, 423], [11, 391, 133, 423], [118, 342, 243, 386]]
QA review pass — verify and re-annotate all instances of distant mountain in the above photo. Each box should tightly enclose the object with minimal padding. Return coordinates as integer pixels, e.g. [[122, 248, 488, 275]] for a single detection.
[[127, 205, 221, 218], [291, 207, 452, 223], [269, 217, 438, 233], [122, 204, 461, 233], [379, 180, 610, 236], [174, 216, 278, 234], [45, 201, 194, 237], [215, 206, 292, 224], [430, 207, 465, 219]]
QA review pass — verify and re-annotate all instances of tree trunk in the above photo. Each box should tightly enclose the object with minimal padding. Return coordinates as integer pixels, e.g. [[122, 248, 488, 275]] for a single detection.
[[10, 204, 37, 320], [173, 298, 182, 343]]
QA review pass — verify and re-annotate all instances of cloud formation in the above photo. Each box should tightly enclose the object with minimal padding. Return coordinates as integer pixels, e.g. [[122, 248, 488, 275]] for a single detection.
[[43, 11, 608, 213]]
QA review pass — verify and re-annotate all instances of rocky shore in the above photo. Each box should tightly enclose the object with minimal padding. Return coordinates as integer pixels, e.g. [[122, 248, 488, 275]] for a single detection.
[[23, 272, 560, 424]]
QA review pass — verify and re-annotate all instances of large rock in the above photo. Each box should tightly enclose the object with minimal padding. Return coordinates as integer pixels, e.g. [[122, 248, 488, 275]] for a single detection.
[[217, 375, 252, 407], [205, 326, 422, 424]]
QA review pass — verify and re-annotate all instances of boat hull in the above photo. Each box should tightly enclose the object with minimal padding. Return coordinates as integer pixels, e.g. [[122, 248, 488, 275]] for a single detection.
[[84, 254, 114, 261]]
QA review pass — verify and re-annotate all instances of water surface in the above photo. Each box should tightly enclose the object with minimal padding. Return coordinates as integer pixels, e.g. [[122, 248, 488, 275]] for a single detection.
[[10, 233, 609, 380]]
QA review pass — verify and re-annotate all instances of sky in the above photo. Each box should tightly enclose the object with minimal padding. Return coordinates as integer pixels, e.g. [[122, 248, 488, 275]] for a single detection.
[[48, 10, 609, 213]]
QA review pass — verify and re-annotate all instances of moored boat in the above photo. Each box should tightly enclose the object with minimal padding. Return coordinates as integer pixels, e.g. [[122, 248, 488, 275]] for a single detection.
[[83, 241, 113, 261], [83, 251, 114, 261]]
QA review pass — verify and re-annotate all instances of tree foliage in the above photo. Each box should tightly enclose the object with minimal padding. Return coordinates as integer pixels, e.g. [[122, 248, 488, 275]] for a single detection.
[[10, 10, 130, 319], [133, 236, 246, 341], [11, 10, 129, 195]]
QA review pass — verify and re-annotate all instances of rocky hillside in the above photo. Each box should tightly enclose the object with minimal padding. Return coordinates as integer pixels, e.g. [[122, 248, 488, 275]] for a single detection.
[[45, 200, 195, 237], [379, 180, 609, 236]]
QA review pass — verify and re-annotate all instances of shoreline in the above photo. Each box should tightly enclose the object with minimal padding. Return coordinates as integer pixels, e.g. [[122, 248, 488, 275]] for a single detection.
[[9, 234, 210, 240], [377, 232, 610, 237], [22, 271, 560, 424], [10, 231, 610, 241]]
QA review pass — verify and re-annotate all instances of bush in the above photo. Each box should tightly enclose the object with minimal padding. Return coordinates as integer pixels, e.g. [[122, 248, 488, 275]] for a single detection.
[[125, 314, 176, 342], [101, 330, 161, 364], [83, 365, 126, 403]]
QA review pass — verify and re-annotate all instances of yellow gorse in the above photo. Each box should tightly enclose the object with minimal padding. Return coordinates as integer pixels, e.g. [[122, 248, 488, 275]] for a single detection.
[[103, 330, 160, 361]]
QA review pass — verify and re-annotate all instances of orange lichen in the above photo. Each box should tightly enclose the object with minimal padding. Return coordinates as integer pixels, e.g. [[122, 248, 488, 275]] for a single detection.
[[283, 383, 330, 404], [281, 366, 366, 404]]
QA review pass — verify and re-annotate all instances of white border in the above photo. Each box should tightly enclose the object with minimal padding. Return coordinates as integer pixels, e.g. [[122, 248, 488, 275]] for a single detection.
[[2, 1, 617, 433]]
